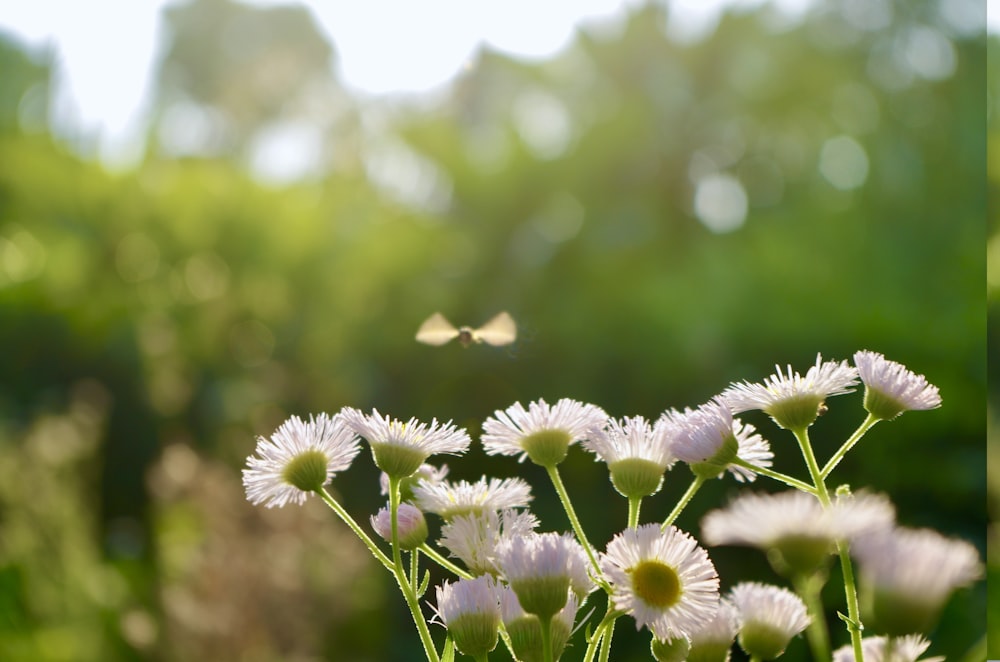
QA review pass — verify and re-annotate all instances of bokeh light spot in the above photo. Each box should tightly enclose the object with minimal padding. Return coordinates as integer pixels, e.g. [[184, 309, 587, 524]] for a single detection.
[[694, 173, 748, 233], [818, 135, 869, 190]]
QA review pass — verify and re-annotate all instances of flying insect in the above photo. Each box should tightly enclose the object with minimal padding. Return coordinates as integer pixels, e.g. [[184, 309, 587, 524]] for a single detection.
[[415, 311, 517, 348]]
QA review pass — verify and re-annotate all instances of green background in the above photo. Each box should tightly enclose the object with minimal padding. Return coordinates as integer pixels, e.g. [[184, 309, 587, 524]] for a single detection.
[[0, 0, 988, 660]]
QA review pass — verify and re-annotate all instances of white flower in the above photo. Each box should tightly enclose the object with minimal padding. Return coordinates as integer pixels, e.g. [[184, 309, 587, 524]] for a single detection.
[[342, 407, 471, 478], [499, 586, 578, 662], [727, 419, 773, 483], [728, 582, 810, 660], [721, 354, 859, 430], [688, 601, 738, 657], [582, 415, 676, 497], [600, 524, 719, 641], [481, 397, 607, 467], [701, 490, 895, 576], [832, 634, 944, 662], [853, 350, 942, 420], [436, 575, 502, 658], [413, 476, 533, 520], [371, 502, 428, 550], [494, 532, 594, 620], [439, 508, 539, 575], [852, 526, 982, 634], [659, 399, 736, 465], [243, 413, 360, 508]]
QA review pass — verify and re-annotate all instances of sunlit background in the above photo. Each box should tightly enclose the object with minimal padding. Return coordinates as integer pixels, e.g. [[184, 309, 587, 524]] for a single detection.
[[0, 0, 990, 660]]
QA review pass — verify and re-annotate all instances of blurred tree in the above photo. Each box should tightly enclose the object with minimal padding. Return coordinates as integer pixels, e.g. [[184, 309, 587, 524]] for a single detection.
[[0, 31, 52, 133]]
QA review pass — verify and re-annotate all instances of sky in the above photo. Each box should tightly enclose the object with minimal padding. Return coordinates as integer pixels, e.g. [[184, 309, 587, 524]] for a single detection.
[[0, 0, 802, 167], [0, 0, 985, 168]]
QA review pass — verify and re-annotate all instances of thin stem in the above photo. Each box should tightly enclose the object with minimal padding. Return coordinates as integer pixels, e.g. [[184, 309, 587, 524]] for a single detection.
[[598, 617, 616, 662], [390, 477, 440, 662], [820, 413, 879, 479], [582, 607, 621, 662], [546, 465, 605, 587], [793, 428, 864, 662], [318, 488, 393, 570], [730, 458, 817, 494], [419, 543, 473, 579], [793, 573, 831, 662], [540, 616, 554, 662], [410, 549, 419, 592], [627, 496, 642, 529], [661, 475, 705, 530]]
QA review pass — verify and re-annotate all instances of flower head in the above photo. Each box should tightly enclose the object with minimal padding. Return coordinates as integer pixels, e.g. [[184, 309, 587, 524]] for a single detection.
[[687, 601, 738, 662], [660, 399, 745, 480], [500, 586, 578, 662], [721, 354, 858, 430], [243, 413, 361, 508], [494, 532, 593, 621], [583, 415, 677, 498], [371, 502, 428, 550], [413, 476, 532, 520], [853, 350, 941, 420], [726, 419, 773, 483], [728, 582, 810, 660], [439, 508, 539, 576], [600, 524, 719, 641], [482, 397, 607, 467], [435, 575, 502, 658], [832, 634, 944, 662], [701, 490, 895, 576], [342, 407, 470, 479], [852, 526, 982, 635]]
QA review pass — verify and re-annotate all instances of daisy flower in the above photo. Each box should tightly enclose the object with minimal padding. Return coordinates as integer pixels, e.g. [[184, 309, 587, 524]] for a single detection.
[[701, 490, 895, 576], [832, 634, 944, 662], [853, 350, 942, 420], [499, 586, 578, 662], [687, 601, 738, 661], [243, 413, 361, 508], [728, 582, 810, 660], [494, 531, 594, 621], [412, 476, 533, 520], [582, 415, 677, 498], [435, 575, 502, 658], [851, 526, 982, 635], [371, 502, 428, 550], [481, 397, 607, 467], [721, 354, 858, 430], [439, 508, 539, 575], [342, 407, 470, 479], [600, 524, 719, 641], [727, 419, 773, 483]]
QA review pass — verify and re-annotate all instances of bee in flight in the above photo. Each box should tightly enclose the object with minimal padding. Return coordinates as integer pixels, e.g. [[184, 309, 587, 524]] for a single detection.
[[415, 311, 517, 348]]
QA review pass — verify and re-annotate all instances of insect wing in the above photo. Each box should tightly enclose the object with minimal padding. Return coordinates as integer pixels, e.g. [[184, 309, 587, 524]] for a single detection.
[[472, 311, 517, 346], [416, 313, 460, 346]]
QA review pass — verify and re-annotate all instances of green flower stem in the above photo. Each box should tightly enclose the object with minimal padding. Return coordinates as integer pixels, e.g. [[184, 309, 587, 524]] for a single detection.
[[419, 543, 473, 579], [661, 475, 705, 530], [627, 496, 642, 529], [540, 616, 554, 662], [820, 413, 879, 479], [583, 609, 621, 662], [474, 655, 488, 662], [318, 487, 393, 571], [793, 573, 831, 662], [598, 617, 616, 662], [729, 458, 817, 494], [411, 549, 420, 592], [793, 428, 864, 662], [546, 465, 606, 588], [390, 477, 440, 662]]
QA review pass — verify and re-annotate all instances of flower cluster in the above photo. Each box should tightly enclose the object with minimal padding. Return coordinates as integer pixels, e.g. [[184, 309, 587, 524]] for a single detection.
[[241, 351, 980, 661]]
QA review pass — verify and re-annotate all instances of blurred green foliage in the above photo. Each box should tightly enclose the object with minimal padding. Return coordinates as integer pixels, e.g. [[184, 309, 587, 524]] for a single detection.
[[0, 0, 987, 660]]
